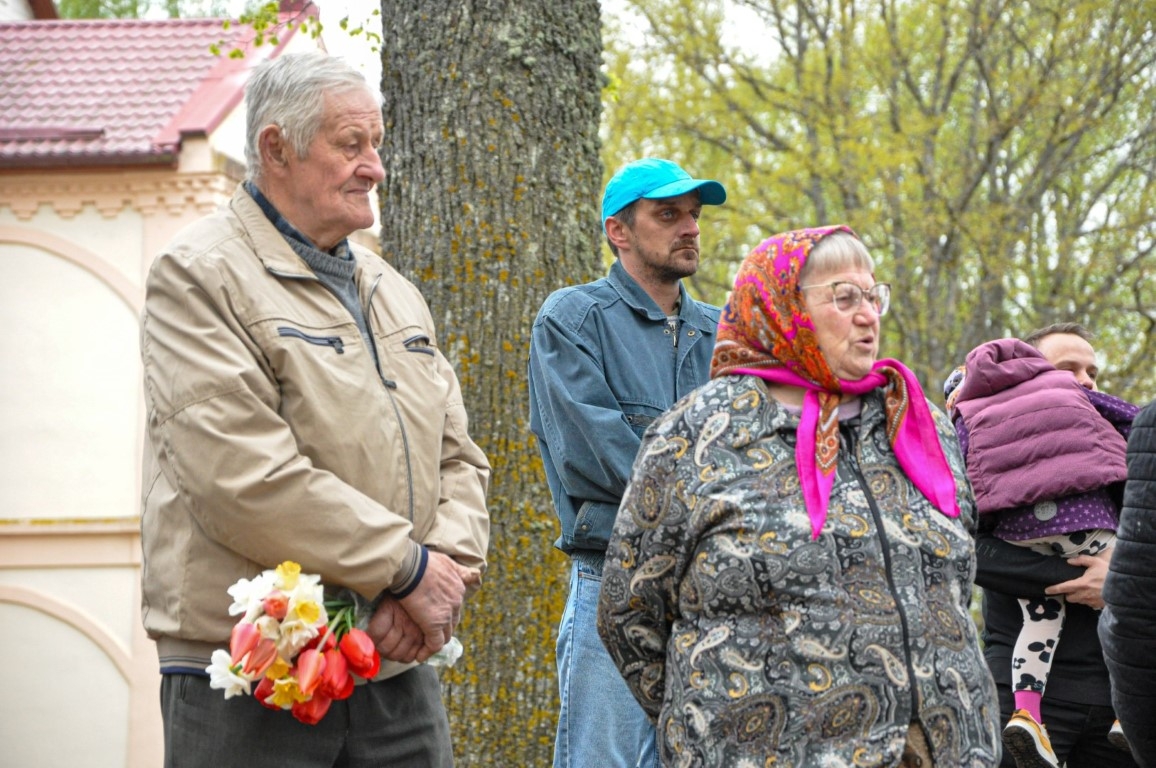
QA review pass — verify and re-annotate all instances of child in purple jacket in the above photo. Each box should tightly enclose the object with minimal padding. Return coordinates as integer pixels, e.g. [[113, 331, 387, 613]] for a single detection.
[[945, 337, 1138, 768]]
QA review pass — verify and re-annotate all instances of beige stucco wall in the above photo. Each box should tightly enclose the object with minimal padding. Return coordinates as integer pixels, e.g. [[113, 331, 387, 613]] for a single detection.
[[0, 167, 236, 768], [0, 522, 159, 767]]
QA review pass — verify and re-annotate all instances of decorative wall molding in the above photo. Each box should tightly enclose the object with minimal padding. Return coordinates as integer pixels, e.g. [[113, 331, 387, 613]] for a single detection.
[[0, 582, 135, 681], [0, 518, 143, 567], [0, 172, 236, 220], [0, 518, 164, 768], [0, 519, 143, 681], [0, 225, 145, 312]]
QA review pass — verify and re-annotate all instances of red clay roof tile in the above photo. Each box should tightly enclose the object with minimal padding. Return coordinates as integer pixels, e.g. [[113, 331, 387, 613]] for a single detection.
[[0, 16, 302, 168]]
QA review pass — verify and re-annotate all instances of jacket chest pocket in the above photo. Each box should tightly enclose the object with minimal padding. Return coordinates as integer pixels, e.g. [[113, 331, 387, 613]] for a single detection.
[[258, 320, 379, 406], [376, 326, 451, 426], [401, 333, 436, 356], [254, 320, 394, 473], [277, 326, 346, 354]]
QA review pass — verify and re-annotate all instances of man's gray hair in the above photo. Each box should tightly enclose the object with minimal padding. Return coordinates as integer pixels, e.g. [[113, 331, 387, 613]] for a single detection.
[[244, 52, 381, 181]]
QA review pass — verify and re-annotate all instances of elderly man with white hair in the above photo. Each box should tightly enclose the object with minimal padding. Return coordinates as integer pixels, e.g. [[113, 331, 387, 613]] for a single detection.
[[139, 51, 490, 767]]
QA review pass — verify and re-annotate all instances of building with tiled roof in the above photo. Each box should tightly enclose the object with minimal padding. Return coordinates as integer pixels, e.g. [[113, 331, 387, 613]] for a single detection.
[[0, 10, 309, 206], [0, 17, 262, 169], [0, 5, 320, 767]]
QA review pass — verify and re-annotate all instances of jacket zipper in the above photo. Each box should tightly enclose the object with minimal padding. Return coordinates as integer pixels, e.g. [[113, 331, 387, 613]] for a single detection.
[[277, 326, 345, 354], [402, 334, 436, 355], [365, 273, 415, 522], [840, 422, 921, 714], [267, 265, 413, 521]]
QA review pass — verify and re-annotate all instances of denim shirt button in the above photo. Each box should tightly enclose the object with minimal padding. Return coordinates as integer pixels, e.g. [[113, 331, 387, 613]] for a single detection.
[[688, 330, 696, 336]]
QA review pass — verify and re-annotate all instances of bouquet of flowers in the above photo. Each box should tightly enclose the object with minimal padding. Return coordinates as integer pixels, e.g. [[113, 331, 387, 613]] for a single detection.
[[206, 560, 382, 725]]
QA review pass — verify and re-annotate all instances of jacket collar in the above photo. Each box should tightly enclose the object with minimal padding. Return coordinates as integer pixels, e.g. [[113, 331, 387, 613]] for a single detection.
[[230, 184, 313, 277], [243, 180, 319, 251], [606, 259, 716, 335], [231, 184, 383, 281]]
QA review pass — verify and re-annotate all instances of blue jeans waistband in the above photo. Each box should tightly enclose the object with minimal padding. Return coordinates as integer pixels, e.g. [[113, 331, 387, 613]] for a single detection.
[[570, 550, 606, 575]]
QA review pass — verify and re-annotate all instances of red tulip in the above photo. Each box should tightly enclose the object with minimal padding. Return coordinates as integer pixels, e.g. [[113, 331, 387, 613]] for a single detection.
[[291, 693, 333, 725], [338, 628, 381, 679], [229, 622, 259, 665], [305, 626, 337, 653], [318, 648, 355, 700], [253, 676, 280, 710], [295, 648, 326, 697], [242, 637, 279, 678], [262, 591, 289, 620]]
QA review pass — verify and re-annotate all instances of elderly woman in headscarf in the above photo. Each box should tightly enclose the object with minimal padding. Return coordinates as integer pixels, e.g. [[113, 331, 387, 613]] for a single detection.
[[596, 226, 1001, 767]]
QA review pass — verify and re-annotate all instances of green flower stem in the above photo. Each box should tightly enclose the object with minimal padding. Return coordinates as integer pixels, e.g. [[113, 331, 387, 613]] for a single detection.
[[323, 600, 357, 639]]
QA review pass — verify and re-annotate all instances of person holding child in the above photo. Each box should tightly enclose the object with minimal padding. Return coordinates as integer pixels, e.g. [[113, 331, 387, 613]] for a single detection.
[[946, 326, 1139, 768]]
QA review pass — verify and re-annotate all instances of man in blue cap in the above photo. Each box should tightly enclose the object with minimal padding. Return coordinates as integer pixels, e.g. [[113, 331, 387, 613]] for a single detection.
[[528, 158, 727, 768]]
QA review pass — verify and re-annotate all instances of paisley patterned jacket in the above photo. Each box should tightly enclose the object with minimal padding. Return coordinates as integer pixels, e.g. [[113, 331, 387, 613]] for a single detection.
[[597, 374, 1001, 767]]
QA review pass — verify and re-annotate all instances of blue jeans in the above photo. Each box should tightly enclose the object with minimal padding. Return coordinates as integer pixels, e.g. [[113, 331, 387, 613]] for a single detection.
[[554, 557, 658, 768]]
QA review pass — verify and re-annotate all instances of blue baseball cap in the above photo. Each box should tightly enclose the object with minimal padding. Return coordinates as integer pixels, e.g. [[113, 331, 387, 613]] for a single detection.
[[601, 158, 727, 232]]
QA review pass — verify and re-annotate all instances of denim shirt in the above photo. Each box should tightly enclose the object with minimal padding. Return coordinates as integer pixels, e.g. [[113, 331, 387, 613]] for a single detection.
[[528, 259, 720, 555]]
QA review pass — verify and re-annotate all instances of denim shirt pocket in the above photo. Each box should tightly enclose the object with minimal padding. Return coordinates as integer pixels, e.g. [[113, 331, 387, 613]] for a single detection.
[[570, 499, 620, 552], [624, 412, 657, 438]]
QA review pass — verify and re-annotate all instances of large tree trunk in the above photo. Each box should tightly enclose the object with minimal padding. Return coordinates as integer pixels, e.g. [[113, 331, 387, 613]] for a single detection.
[[379, 1, 603, 762]]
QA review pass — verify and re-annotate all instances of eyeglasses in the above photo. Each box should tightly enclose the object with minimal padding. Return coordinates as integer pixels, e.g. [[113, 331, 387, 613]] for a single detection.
[[800, 281, 891, 316]]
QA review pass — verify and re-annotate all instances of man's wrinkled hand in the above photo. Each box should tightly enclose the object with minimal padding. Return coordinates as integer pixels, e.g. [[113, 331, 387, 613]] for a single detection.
[[398, 551, 480, 662], [367, 595, 425, 664]]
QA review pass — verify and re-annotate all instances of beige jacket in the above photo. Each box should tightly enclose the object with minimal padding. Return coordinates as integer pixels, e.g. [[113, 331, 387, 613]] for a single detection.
[[139, 185, 490, 677]]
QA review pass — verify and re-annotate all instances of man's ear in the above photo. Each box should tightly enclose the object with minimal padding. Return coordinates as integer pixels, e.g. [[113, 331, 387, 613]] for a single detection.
[[258, 125, 290, 171], [604, 216, 630, 252]]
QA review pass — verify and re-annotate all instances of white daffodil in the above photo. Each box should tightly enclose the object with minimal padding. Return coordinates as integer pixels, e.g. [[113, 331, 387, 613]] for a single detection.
[[254, 614, 282, 640], [226, 571, 276, 621], [277, 618, 321, 659], [286, 571, 325, 611], [206, 648, 252, 699]]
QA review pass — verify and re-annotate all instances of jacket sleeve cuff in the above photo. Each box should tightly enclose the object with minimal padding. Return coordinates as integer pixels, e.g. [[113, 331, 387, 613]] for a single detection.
[[389, 541, 428, 599]]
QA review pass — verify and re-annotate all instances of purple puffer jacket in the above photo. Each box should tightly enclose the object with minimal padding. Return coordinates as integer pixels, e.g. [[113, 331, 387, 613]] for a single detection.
[[952, 338, 1128, 514]]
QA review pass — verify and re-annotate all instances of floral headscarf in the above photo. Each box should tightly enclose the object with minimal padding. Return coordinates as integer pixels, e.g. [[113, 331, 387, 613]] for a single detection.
[[711, 225, 959, 539]]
